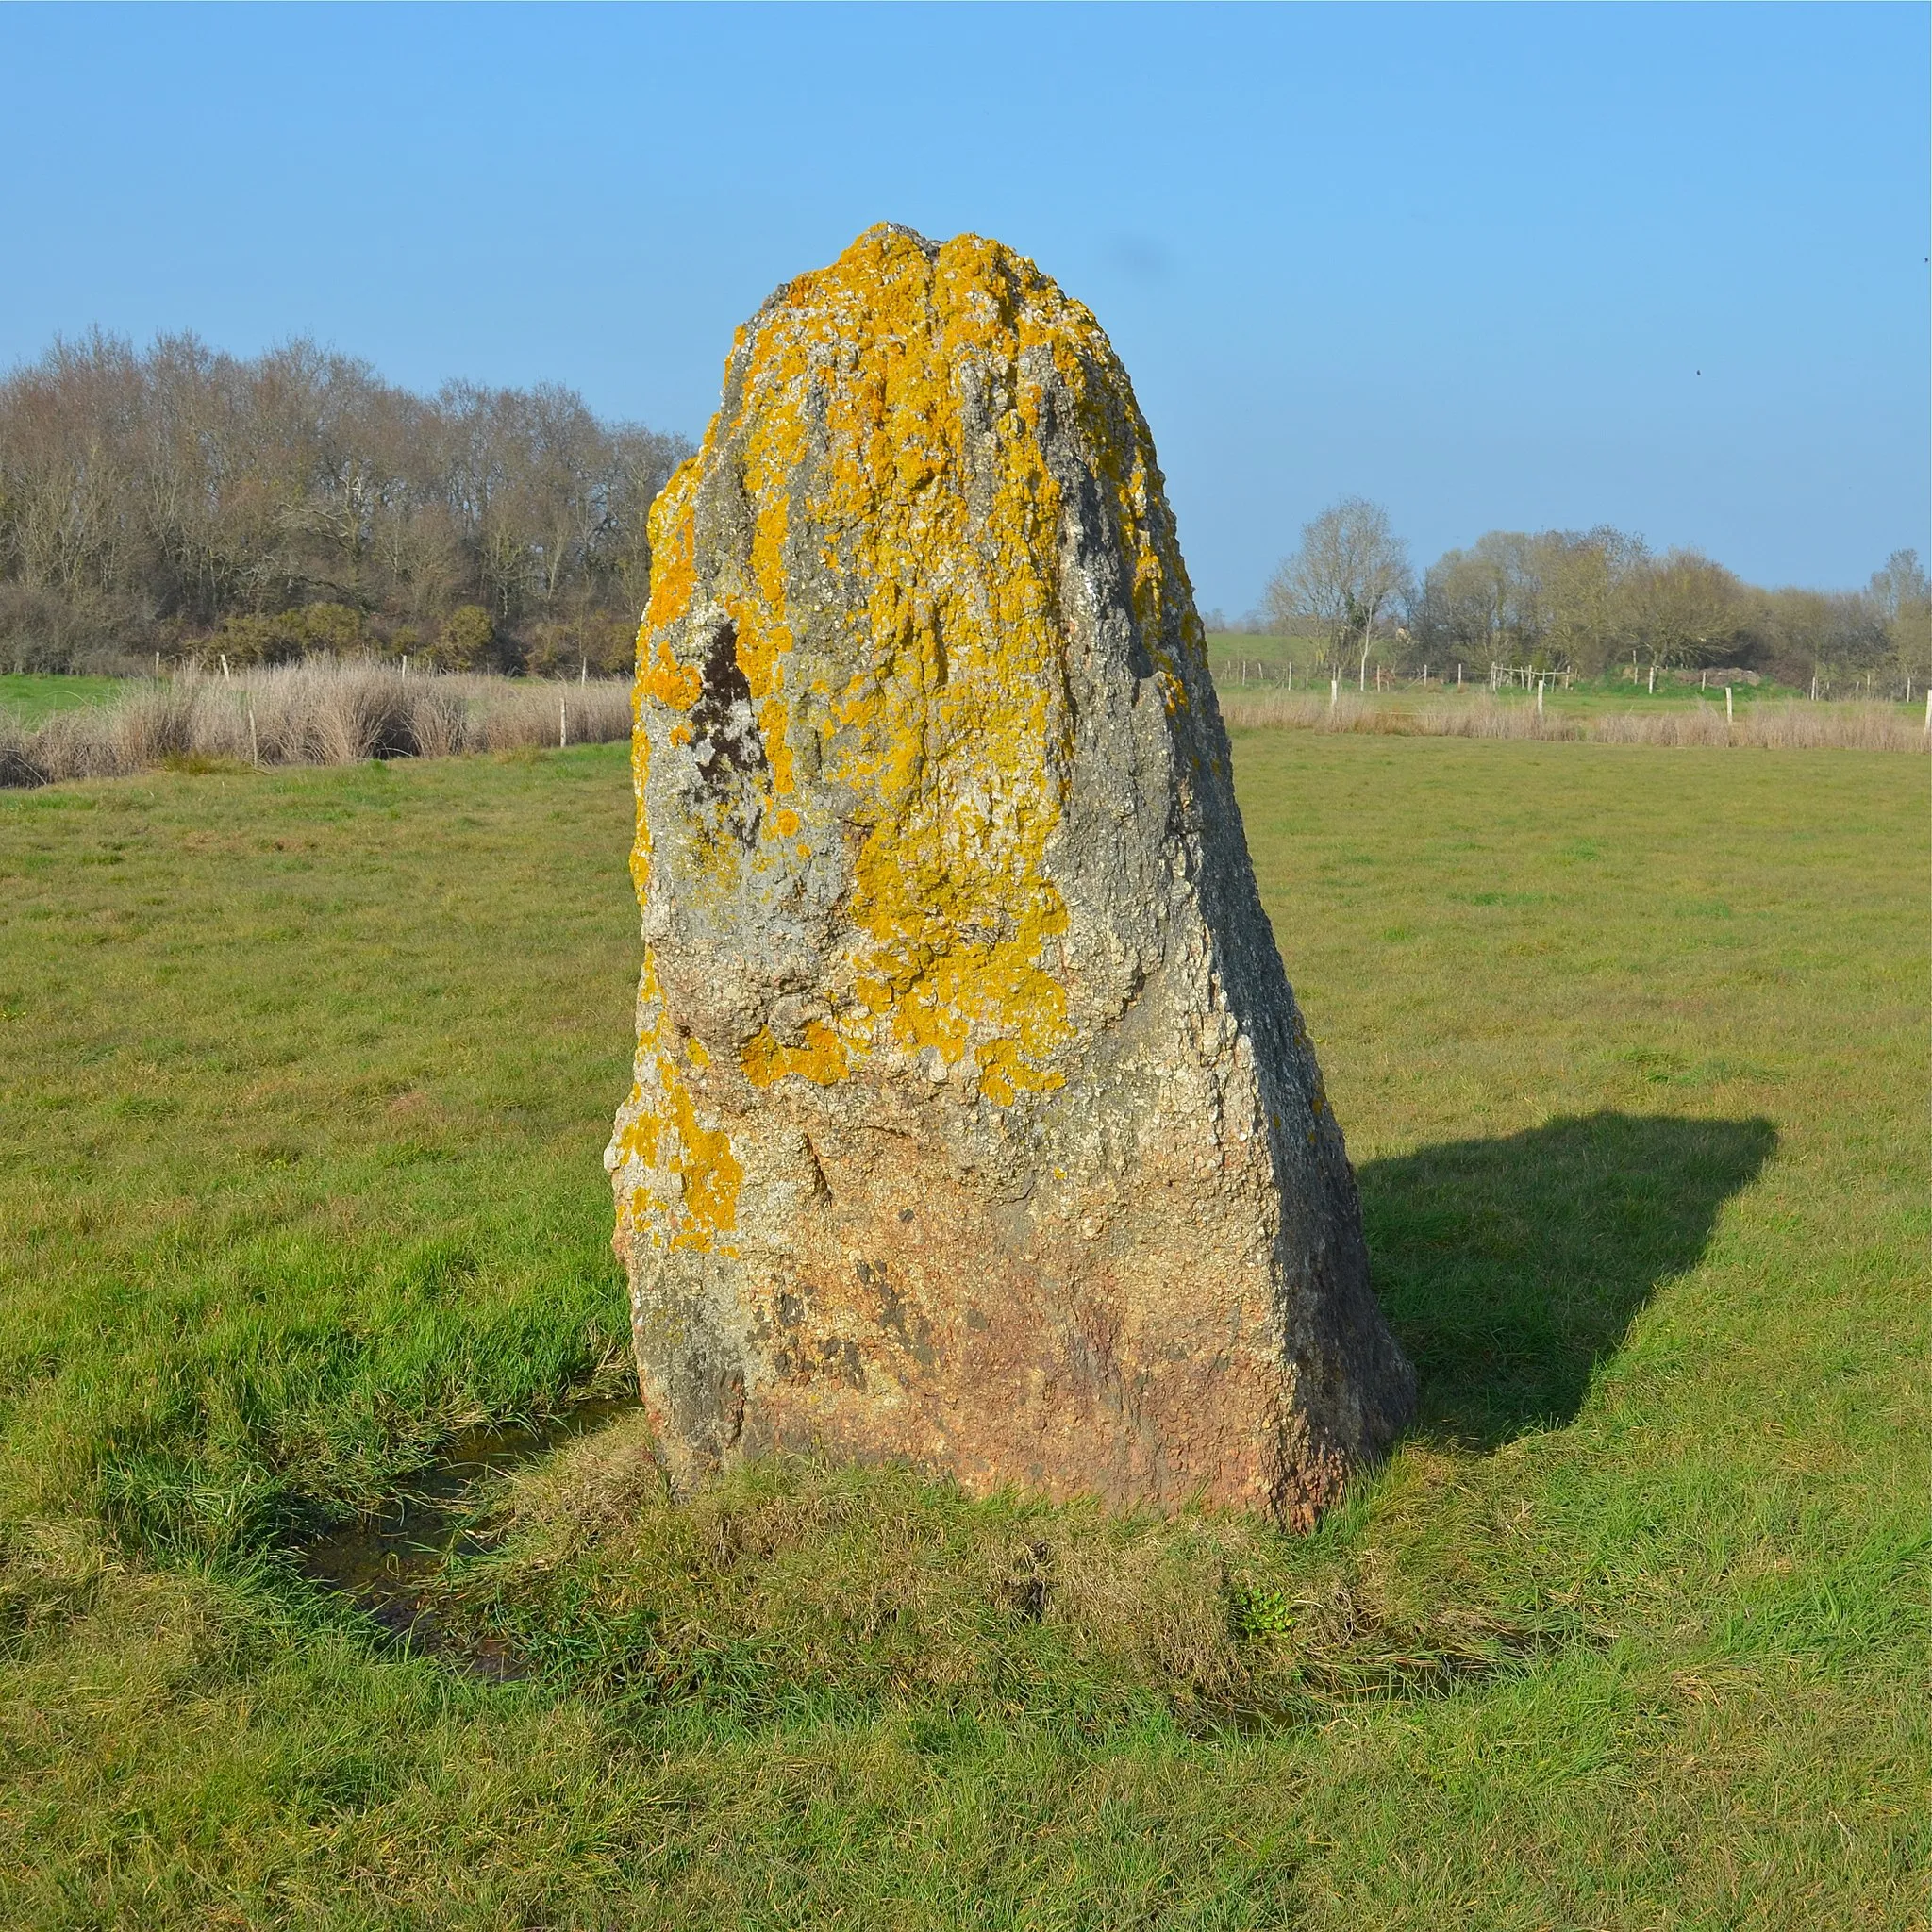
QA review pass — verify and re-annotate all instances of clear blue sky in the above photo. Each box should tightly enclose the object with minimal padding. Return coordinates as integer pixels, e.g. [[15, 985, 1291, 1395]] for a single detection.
[[3, 3, 1924, 610]]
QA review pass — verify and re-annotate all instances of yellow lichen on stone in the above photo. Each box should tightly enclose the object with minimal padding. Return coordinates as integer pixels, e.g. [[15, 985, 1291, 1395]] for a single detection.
[[637, 475, 703, 713], [609, 946, 741, 1254], [621, 223, 1211, 1249], [661, 1079, 741, 1250], [741, 1020, 850, 1090], [683, 225, 1107, 1101]]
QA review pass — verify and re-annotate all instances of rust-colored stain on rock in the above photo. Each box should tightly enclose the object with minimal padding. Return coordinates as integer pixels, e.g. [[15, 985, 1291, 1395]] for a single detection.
[[607, 225, 1414, 1527]]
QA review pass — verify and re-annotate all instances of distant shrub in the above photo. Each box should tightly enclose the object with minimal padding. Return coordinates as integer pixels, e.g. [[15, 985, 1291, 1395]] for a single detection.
[[0, 584, 150, 675], [200, 603, 365, 667], [432, 605, 495, 672], [523, 610, 638, 679]]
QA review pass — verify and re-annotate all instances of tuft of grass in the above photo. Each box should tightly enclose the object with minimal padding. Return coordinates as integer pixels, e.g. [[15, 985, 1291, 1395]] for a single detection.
[[0, 730, 1923, 1925], [158, 750, 255, 775], [423, 1424, 1559, 1732]]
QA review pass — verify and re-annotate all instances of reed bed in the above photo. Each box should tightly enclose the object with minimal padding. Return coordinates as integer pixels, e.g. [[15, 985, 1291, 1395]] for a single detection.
[[5, 667, 1921, 791], [1218, 690, 1928, 752], [0, 658, 633, 788]]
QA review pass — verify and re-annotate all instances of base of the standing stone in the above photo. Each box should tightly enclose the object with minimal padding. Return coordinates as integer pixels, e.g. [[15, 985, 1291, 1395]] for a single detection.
[[618, 1085, 1415, 1531]]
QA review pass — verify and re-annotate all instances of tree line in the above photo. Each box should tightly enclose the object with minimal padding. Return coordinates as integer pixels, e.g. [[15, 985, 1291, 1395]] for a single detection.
[[0, 331, 691, 675], [6, 332, 1924, 698], [1219, 498, 1931, 696]]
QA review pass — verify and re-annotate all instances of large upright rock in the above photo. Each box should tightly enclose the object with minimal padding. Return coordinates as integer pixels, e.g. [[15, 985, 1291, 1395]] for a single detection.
[[607, 225, 1414, 1528]]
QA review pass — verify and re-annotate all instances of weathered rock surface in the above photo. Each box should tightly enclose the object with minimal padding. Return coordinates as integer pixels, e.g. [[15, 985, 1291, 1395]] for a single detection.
[[607, 225, 1414, 1528]]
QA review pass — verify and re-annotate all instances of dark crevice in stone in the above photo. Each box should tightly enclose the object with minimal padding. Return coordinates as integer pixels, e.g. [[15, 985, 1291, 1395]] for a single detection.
[[688, 619, 766, 787]]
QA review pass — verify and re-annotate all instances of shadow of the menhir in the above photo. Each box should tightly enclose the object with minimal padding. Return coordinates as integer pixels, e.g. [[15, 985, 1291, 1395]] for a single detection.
[[1356, 1111, 1776, 1449]]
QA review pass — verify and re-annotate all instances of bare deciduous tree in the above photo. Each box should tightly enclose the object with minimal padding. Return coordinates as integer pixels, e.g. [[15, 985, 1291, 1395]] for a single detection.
[[1403, 525, 1650, 676], [1265, 496, 1411, 690], [0, 332, 692, 671], [1624, 549, 1745, 671], [1869, 548, 1931, 682]]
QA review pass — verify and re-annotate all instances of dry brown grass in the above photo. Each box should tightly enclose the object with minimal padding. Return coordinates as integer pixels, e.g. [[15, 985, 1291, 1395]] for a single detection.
[[1218, 690, 1929, 751], [9, 671, 1916, 790], [424, 1414, 1559, 1725], [0, 658, 632, 788]]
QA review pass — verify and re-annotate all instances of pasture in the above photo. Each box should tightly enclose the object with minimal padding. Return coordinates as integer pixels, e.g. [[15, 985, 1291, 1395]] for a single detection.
[[0, 674, 125, 725], [1203, 636, 1918, 720], [0, 729, 1922, 1927]]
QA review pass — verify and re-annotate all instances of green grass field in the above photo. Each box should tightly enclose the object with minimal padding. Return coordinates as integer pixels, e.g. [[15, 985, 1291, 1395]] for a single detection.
[[0, 673, 129, 724], [0, 732, 1922, 1927]]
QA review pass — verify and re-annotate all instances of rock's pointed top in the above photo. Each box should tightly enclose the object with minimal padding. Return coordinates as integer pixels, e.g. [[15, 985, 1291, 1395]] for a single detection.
[[752, 223, 1082, 344], [848, 220, 940, 258]]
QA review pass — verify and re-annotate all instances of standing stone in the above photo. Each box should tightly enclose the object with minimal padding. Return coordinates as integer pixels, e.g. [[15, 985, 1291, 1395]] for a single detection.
[[607, 225, 1414, 1528]]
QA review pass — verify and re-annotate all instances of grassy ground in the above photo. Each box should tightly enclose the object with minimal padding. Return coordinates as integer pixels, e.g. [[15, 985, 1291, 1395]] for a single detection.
[[0, 733, 1922, 1927], [0, 673, 127, 724]]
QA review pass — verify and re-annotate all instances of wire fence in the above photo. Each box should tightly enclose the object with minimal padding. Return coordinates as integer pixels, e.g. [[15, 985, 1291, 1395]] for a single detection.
[[7, 658, 1924, 791], [1216, 689, 1928, 752]]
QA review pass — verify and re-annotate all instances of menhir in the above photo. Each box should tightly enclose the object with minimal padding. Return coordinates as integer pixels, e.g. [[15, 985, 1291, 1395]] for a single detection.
[[606, 224, 1415, 1528]]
